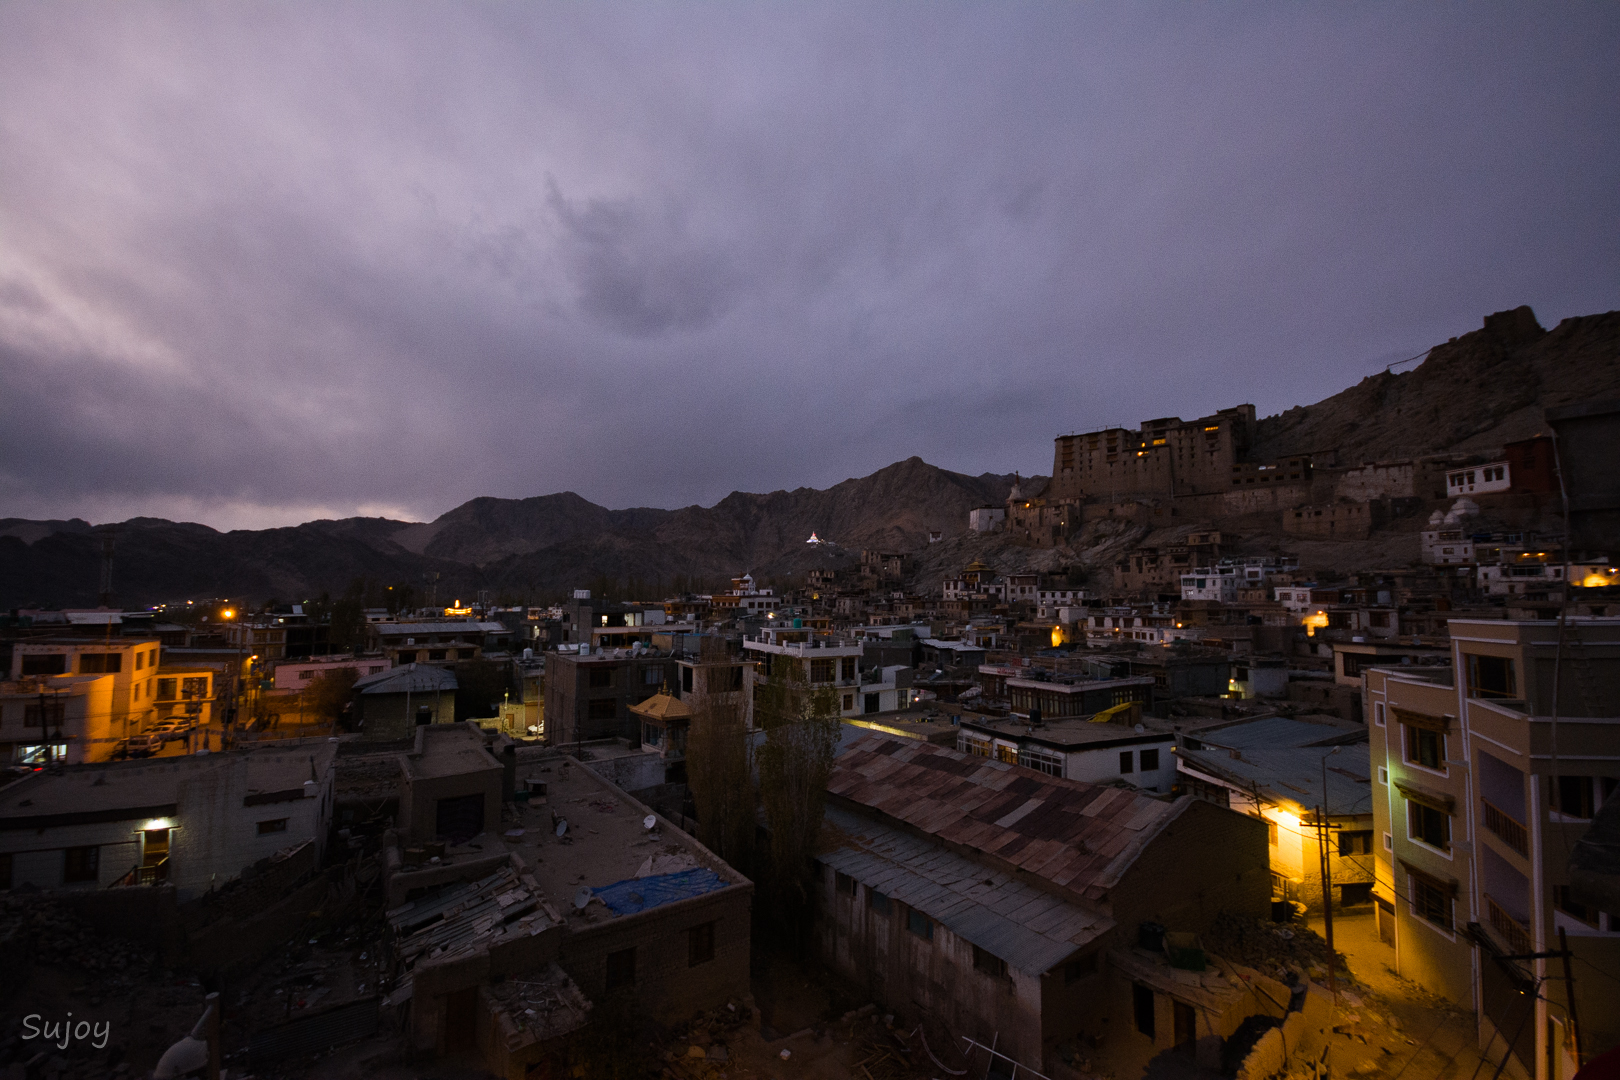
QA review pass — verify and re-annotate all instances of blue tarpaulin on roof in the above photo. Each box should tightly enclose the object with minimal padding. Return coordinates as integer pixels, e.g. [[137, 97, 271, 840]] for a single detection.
[[592, 868, 726, 915]]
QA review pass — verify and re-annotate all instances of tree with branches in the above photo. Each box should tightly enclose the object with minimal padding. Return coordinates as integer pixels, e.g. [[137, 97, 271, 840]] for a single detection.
[[684, 638, 755, 867], [754, 652, 842, 939]]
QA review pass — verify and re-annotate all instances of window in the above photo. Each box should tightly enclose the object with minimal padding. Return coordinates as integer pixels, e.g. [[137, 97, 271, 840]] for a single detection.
[[1019, 748, 1063, 776], [588, 668, 614, 689], [810, 659, 835, 683], [682, 667, 695, 693], [1465, 654, 1517, 699], [1064, 953, 1098, 984], [605, 948, 636, 990], [427, 650, 446, 661], [963, 736, 991, 758], [1377, 767, 1388, 785], [1405, 726, 1445, 771], [688, 922, 716, 966], [397, 650, 416, 664], [842, 694, 853, 711], [135, 650, 144, 670], [1383, 832, 1393, 851], [995, 744, 1017, 765], [20, 654, 66, 676], [1119, 751, 1134, 774], [1374, 703, 1385, 727], [1133, 983, 1156, 1038], [1550, 776, 1595, 819], [24, 700, 65, 728], [297, 671, 314, 682], [972, 945, 1007, 978], [840, 657, 856, 680], [258, 818, 288, 834], [1554, 886, 1599, 927], [63, 846, 99, 883], [644, 667, 662, 686], [906, 909, 933, 940], [1412, 874, 1452, 930], [587, 699, 617, 721], [79, 652, 121, 674], [1409, 801, 1450, 850], [868, 888, 892, 916], [836, 871, 856, 897], [1268, 821, 1279, 846], [1338, 830, 1373, 856], [1140, 748, 1160, 772]]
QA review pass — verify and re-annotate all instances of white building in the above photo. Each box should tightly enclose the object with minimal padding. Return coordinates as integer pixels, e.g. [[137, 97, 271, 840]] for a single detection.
[[1422, 529, 1476, 566], [0, 739, 337, 899], [273, 655, 390, 691], [1446, 462, 1511, 498], [853, 665, 914, 715], [968, 505, 1006, 532], [1181, 566, 1240, 602], [741, 627, 864, 717], [1275, 586, 1316, 614], [956, 710, 1178, 794]]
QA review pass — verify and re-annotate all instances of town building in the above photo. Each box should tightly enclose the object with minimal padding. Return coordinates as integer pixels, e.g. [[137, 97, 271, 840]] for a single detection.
[[957, 705, 1178, 793], [1363, 617, 1620, 1077], [741, 626, 863, 717], [0, 738, 337, 899], [1175, 715, 1375, 914], [543, 647, 677, 746], [7, 638, 165, 761], [384, 748, 752, 1070], [816, 734, 1272, 1077], [353, 663, 458, 740], [272, 654, 389, 692], [968, 505, 1006, 532]]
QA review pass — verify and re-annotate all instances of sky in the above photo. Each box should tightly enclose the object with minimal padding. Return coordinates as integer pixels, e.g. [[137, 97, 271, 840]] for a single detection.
[[2, 3, 1617, 532]]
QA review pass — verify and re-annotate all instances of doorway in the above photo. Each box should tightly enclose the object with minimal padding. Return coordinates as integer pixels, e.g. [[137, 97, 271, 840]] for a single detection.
[[1173, 1000, 1197, 1053]]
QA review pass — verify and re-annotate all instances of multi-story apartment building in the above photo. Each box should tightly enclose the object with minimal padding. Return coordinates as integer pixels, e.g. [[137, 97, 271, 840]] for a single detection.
[[741, 626, 862, 717], [7, 638, 165, 761], [1365, 618, 1620, 1078], [544, 647, 678, 746]]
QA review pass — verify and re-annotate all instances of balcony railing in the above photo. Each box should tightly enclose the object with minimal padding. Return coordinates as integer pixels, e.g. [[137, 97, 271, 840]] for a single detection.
[[137, 858, 169, 885], [1485, 893, 1532, 956], [1482, 799, 1529, 857]]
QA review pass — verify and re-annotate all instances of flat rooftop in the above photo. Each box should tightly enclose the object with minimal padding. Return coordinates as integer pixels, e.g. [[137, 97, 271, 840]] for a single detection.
[[505, 751, 749, 932], [405, 724, 502, 781], [0, 738, 337, 827], [959, 713, 1168, 749]]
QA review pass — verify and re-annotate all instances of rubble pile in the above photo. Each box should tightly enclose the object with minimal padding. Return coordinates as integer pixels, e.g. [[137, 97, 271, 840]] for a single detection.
[[661, 999, 754, 1079], [1204, 912, 1348, 983], [0, 893, 156, 977]]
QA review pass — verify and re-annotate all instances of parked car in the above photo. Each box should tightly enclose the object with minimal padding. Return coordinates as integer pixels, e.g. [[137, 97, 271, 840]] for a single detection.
[[125, 733, 162, 757], [150, 720, 194, 742]]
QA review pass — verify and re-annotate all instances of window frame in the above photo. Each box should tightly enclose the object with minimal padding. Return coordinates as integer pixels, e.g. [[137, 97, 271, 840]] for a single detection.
[[605, 947, 636, 990], [688, 921, 716, 967], [1408, 800, 1451, 852], [62, 845, 99, 884], [906, 908, 933, 941]]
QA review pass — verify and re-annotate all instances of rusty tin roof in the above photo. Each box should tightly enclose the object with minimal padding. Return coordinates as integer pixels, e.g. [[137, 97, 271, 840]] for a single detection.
[[827, 733, 1184, 904]]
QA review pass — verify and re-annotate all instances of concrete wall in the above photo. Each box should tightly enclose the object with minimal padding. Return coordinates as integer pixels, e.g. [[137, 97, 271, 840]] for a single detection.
[[359, 689, 456, 742]]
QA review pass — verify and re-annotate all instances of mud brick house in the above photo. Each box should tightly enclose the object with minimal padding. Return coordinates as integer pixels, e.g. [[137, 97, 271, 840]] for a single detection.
[[814, 735, 1271, 1076]]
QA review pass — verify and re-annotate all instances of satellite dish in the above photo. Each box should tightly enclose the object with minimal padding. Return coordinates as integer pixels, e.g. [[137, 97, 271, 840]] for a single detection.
[[554, 819, 568, 837], [573, 887, 592, 911], [643, 814, 657, 831]]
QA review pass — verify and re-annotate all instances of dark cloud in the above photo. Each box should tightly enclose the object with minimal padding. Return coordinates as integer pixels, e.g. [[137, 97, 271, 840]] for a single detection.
[[0, 2, 1616, 529]]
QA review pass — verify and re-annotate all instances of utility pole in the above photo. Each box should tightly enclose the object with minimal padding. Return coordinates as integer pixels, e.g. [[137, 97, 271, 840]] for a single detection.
[[1559, 926, 1580, 1067], [1317, 801, 1337, 999]]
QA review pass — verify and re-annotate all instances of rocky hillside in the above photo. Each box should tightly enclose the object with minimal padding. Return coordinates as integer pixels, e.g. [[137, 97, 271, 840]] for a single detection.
[[0, 459, 1017, 608], [1249, 306, 1620, 466]]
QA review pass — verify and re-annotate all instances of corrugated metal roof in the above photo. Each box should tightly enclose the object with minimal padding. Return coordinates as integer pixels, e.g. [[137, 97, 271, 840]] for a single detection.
[[1177, 744, 1372, 817], [354, 663, 458, 695], [820, 805, 1111, 975], [827, 734, 1185, 904], [387, 866, 552, 969], [1196, 715, 1363, 751]]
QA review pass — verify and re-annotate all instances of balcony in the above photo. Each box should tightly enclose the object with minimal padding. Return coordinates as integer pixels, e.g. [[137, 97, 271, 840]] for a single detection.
[[1485, 893, 1532, 956], [1482, 799, 1529, 857]]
